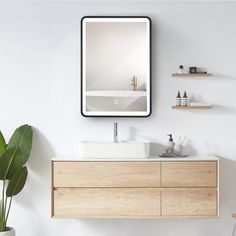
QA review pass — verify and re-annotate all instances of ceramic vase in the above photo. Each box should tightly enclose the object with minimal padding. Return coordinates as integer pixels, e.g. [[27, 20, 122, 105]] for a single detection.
[[0, 228, 15, 236]]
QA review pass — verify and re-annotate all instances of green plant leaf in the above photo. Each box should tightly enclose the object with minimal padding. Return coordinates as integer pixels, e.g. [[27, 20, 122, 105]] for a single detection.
[[0, 200, 2, 220], [7, 124, 33, 164], [6, 167, 28, 197], [0, 131, 6, 156], [0, 201, 5, 231], [0, 147, 24, 180]]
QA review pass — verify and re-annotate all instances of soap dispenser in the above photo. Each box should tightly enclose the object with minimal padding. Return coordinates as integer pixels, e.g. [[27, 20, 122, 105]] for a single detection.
[[167, 134, 175, 154]]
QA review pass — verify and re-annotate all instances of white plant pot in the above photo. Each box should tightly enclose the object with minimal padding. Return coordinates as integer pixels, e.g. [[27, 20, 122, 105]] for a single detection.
[[0, 228, 15, 236]]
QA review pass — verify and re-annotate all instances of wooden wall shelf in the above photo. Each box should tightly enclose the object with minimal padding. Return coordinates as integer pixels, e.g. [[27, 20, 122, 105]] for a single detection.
[[172, 106, 212, 109], [172, 73, 212, 77]]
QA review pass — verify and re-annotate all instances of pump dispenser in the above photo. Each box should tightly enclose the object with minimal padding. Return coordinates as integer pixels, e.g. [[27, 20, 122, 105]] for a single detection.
[[167, 134, 175, 154]]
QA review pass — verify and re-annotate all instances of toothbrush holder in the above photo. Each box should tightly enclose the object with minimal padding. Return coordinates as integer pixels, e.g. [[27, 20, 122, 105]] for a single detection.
[[174, 144, 183, 156]]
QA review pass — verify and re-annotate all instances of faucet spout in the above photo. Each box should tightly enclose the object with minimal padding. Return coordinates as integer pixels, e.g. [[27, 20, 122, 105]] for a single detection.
[[113, 122, 118, 143], [131, 76, 138, 91]]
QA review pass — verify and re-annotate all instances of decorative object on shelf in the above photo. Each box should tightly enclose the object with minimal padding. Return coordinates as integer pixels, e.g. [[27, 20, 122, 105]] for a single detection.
[[182, 91, 189, 106], [189, 66, 210, 75], [172, 65, 211, 77], [195, 71, 208, 74], [176, 91, 182, 107], [171, 66, 213, 110], [0, 125, 33, 236], [178, 65, 185, 74], [189, 67, 197, 74], [172, 92, 211, 109]]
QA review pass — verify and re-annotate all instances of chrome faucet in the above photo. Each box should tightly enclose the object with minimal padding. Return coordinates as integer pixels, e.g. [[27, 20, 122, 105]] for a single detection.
[[113, 122, 118, 143], [131, 75, 138, 91]]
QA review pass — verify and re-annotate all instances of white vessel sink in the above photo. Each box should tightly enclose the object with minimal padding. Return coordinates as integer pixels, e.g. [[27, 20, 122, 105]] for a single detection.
[[86, 90, 146, 97], [80, 141, 150, 158]]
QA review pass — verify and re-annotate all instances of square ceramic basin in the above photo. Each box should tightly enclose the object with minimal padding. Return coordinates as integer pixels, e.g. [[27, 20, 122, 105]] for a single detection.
[[80, 141, 150, 158]]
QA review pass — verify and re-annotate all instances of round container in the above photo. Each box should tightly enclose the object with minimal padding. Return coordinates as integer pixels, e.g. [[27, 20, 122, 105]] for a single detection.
[[174, 145, 183, 156], [0, 228, 15, 236]]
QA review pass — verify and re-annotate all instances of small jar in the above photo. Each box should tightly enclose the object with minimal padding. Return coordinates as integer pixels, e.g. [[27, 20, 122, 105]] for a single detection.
[[178, 65, 185, 74], [174, 144, 183, 156]]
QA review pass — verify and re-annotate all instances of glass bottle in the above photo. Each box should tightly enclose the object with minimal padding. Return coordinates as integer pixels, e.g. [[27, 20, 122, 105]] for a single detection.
[[176, 91, 181, 107], [182, 91, 189, 106]]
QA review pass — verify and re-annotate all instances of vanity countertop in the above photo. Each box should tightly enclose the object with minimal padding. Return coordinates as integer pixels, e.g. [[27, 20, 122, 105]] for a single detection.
[[52, 155, 219, 162]]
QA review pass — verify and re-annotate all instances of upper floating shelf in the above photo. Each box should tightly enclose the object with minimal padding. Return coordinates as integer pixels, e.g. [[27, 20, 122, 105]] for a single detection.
[[172, 105, 212, 109], [86, 90, 147, 97], [172, 73, 212, 77]]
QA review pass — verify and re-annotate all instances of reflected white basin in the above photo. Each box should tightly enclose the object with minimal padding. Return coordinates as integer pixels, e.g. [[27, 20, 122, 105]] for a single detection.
[[86, 90, 146, 97], [80, 141, 150, 158]]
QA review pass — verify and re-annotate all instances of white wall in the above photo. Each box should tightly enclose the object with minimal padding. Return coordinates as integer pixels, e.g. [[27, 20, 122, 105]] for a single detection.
[[0, 1, 236, 236]]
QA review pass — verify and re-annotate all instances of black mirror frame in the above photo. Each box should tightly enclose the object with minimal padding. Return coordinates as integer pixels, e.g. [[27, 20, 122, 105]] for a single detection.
[[81, 16, 152, 118]]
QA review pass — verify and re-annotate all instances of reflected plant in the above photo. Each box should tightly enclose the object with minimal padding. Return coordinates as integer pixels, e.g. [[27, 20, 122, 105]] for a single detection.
[[0, 125, 33, 232]]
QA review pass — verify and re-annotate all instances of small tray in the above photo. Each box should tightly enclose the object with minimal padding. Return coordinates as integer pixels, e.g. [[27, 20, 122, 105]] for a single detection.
[[159, 154, 189, 158]]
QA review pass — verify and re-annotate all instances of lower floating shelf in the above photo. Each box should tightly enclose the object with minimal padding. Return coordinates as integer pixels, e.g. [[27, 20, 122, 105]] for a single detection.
[[172, 106, 212, 109], [172, 73, 212, 77]]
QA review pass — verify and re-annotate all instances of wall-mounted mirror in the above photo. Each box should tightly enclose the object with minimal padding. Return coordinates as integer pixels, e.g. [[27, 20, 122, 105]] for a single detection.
[[81, 16, 151, 117]]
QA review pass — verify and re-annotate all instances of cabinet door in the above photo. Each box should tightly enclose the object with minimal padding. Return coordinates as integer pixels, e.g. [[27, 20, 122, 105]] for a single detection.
[[53, 188, 160, 218], [53, 161, 160, 187], [162, 188, 217, 217], [161, 161, 217, 187]]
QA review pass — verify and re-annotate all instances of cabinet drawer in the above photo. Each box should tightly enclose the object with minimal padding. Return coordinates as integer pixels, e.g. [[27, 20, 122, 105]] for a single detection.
[[162, 188, 217, 217], [161, 161, 217, 187], [53, 188, 160, 218], [53, 161, 160, 187]]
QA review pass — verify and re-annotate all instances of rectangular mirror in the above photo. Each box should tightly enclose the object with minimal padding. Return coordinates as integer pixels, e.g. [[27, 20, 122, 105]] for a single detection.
[[81, 16, 151, 117]]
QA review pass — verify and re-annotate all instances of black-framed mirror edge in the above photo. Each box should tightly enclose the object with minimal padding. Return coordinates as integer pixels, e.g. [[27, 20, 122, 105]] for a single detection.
[[80, 16, 152, 118]]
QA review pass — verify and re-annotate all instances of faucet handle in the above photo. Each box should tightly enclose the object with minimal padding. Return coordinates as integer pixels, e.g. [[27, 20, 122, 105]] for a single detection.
[[113, 122, 118, 129], [113, 122, 118, 143], [132, 76, 137, 83]]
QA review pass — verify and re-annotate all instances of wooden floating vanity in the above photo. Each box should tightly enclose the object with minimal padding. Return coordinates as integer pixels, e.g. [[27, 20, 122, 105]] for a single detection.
[[51, 156, 219, 218]]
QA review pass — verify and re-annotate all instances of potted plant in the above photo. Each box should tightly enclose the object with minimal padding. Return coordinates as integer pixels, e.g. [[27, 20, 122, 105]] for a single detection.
[[0, 124, 33, 236]]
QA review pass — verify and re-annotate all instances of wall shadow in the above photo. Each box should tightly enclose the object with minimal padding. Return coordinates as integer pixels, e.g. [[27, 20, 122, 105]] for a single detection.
[[213, 74, 236, 81], [173, 105, 236, 115], [12, 127, 55, 236], [150, 142, 166, 156], [216, 156, 236, 217]]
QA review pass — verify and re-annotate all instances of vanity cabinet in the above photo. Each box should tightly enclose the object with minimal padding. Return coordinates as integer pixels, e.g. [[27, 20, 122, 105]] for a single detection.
[[51, 158, 219, 218], [161, 161, 217, 187], [162, 188, 217, 217], [54, 188, 160, 218], [53, 162, 161, 188], [161, 161, 218, 217]]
